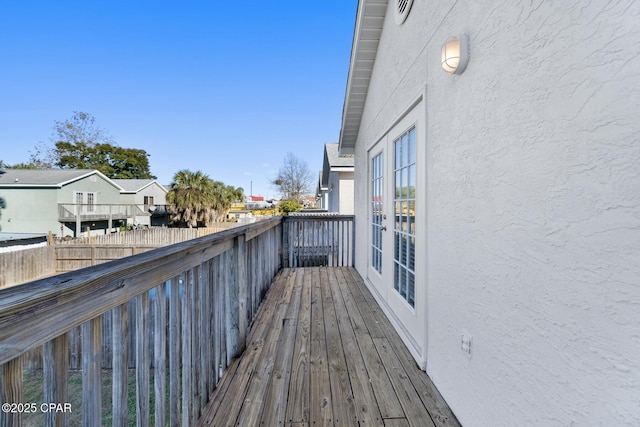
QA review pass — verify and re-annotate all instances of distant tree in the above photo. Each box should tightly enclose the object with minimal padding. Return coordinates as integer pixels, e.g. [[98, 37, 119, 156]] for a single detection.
[[30, 111, 155, 179], [55, 142, 155, 179], [272, 153, 313, 202], [167, 170, 215, 228], [166, 170, 243, 227]]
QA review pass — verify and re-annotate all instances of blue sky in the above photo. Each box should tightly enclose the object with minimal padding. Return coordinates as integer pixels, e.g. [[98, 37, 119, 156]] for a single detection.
[[0, 1, 357, 198]]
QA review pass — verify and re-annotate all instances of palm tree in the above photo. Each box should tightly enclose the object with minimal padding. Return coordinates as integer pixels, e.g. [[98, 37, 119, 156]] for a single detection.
[[166, 169, 216, 228]]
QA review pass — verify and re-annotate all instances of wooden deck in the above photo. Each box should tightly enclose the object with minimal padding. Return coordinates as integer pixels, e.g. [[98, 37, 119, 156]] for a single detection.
[[198, 267, 460, 427]]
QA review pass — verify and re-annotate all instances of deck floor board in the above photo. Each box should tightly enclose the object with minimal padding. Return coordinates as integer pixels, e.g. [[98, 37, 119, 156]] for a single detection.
[[198, 267, 460, 427]]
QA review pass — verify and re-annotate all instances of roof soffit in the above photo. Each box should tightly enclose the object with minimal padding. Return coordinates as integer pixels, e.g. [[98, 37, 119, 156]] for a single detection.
[[339, 0, 388, 155]]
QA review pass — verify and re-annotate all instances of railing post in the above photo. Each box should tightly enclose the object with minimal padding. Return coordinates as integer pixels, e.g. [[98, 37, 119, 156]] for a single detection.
[[81, 317, 102, 426], [44, 335, 69, 427], [236, 235, 247, 354], [112, 304, 129, 427], [0, 356, 23, 427]]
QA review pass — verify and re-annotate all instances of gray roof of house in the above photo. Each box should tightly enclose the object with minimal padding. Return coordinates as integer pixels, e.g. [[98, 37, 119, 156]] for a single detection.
[[0, 232, 48, 243], [112, 179, 165, 193], [0, 169, 101, 187], [325, 143, 355, 168]]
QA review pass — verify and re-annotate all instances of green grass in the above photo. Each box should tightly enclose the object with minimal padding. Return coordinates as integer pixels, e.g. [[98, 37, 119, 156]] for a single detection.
[[21, 369, 171, 427]]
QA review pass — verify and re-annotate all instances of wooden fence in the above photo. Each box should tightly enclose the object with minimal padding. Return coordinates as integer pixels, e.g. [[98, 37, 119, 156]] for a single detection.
[[0, 246, 56, 289], [55, 223, 241, 246], [0, 225, 244, 287], [0, 217, 283, 426], [282, 214, 355, 267]]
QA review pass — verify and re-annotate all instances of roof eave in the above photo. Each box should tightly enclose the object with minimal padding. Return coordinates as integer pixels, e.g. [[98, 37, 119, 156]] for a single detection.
[[338, 0, 388, 155]]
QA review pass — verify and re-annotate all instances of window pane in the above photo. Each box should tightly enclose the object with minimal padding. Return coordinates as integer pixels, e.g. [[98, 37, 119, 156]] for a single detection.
[[408, 272, 415, 307], [409, 236, 415, 271], [408, 165, 416, 198], [402, 133, 409, 165], [408, 128, 416, 164]]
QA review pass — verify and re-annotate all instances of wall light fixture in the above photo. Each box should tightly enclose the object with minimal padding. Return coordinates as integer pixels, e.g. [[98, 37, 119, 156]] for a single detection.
[[441, 35, 469, 74]]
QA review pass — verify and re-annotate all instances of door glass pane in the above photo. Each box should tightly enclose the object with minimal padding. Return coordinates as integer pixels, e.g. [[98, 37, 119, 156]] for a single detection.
[[370, 152, 383, 274], [393, 126, 417, 308]]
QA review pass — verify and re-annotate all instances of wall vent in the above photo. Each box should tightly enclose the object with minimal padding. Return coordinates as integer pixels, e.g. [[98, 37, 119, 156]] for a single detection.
[[395, 0, 414, 25]]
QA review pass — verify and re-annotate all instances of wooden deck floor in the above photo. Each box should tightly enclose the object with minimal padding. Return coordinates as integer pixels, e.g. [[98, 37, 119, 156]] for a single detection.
[[198, 267, 460, 427]]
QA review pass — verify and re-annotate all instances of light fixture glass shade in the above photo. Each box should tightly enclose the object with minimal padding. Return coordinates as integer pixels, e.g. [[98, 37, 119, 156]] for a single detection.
[[441, 35, 469, 74]]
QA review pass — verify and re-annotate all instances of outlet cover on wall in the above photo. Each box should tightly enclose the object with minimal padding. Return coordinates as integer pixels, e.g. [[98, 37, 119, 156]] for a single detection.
[[461, 332, 472, 356]]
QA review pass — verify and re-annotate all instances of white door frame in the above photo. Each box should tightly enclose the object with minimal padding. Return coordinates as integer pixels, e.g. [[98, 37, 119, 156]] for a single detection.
[[365, 97, 427, 367]]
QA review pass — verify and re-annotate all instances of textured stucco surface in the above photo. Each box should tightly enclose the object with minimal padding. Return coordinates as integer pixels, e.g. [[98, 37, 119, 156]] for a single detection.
[[328, 171, 354, 214], [350, 0, 640, 425]]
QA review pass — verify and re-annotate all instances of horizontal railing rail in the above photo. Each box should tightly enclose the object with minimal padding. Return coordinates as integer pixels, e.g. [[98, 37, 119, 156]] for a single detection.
[[0, 216, 282, 426], [282, 214, 355, 267]]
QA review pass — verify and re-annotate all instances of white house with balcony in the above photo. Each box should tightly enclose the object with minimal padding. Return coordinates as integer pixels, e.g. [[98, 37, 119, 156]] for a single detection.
[[0, 170, 167, 237], [340, 1, 640, 426], [316, 143, 354, 214]]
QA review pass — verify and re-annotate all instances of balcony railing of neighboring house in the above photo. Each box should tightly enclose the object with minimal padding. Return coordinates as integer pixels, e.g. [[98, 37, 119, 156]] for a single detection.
[[0, 214, 355, 426], [57, 203, 146, 222], [145, 204, 171, 216]]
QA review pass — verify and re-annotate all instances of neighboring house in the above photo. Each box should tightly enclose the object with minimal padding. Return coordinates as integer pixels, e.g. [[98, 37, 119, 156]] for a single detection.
[[112, 179, 168, 227], [0, 170, 155, 237], [319, 143, 354, 214], [315, 171, 329, 210], [339, 1, 639, 426]]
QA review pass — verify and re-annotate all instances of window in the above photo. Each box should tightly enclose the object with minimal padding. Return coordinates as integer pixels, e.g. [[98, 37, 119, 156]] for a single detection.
[[144, 196, 154, 209], [393, 127, 416, 307], [75, 191, 96, 213]]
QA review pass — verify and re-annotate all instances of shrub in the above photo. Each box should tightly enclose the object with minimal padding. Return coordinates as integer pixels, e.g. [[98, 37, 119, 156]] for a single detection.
[[278, 199, 302, 215]]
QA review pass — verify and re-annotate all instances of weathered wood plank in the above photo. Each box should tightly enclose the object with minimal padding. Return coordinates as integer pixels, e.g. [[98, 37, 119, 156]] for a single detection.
[[153, 282, 167, 427], [169, 276, 181, 427], [328, 268, 383, 426], [258, 317, 297, 425], [0, 356, 23, 427], [199, 261, 211, 405], [207, 270, 294, 426], [309, 268, 332, 426], [43, 334, 69, 427], [182, 270, 193, 427], [135, 293, 150, 427], [234, 269, 301, 425], [335, 268, 404, 419], [320, 268, 358, 425], [384, 418, 411, 427], [236, 235, 247, 355], [258, 269, 304, 425], [81, 317, 102, 426], [112, 303, 129, 427], [373, 337, 436, 427], [285, 267, 312, 424]]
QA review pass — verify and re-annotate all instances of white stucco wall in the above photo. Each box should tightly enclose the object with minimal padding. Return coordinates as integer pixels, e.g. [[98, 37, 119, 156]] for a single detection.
[[328, 171, 355, 214], [351, 1, 640, 426], [338, 172, 354, 215]]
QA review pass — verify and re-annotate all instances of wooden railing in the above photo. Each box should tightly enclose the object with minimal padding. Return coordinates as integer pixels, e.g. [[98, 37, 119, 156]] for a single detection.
[[282, 214, 354, 267], [0, 217, 282, 426], [57, 203, 143, 222]]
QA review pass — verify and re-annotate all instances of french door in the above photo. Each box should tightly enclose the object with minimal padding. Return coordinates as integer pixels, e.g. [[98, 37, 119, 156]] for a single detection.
[[367, 109, 425, 364]]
